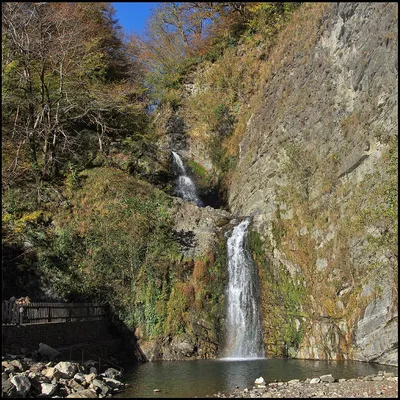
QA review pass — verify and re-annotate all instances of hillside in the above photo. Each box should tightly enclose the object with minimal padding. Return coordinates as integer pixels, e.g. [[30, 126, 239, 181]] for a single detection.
[[2, 2, 397, 366]]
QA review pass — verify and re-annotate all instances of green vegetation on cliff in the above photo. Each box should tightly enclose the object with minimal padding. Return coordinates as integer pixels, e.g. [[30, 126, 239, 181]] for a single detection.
[[248, 230, 307, 356]]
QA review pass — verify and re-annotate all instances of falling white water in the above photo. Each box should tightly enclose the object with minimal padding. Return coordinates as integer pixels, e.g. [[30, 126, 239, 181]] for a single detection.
[[222, 218, 265, 360], [172, 151, 203, 207]]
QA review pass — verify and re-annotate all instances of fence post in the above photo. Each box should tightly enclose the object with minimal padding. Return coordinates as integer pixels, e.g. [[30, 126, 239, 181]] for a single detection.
[[48, 307, 51, 323], [12, 303, 17, 324], [19, 306, 24, 325]]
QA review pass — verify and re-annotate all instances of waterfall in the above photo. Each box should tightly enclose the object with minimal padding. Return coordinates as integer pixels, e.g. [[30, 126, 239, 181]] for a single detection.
[[172, 151, 203, 207], [223, 218, 265, 360]]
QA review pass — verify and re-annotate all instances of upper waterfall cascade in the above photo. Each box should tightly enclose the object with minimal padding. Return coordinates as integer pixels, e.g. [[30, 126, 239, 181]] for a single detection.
[[223, 218, 265, 359], [172, 151, 203, 207]]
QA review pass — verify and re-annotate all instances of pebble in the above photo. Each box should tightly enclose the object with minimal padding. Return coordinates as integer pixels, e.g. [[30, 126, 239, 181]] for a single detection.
[[212, 372, 398, 398]]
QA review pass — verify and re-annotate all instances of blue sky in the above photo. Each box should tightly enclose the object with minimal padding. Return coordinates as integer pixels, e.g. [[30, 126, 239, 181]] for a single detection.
[[112, 2, 159, 35]]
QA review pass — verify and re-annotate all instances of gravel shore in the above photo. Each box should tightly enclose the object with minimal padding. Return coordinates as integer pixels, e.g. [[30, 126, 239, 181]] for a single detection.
[[212, 372, 398, 398]]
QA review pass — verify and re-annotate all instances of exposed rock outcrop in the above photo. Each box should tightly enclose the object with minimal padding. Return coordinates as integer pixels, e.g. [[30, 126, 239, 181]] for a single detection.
[[136, 198, 232, 361], [227, 2, 397, 365], [172, 197, 231, 259]]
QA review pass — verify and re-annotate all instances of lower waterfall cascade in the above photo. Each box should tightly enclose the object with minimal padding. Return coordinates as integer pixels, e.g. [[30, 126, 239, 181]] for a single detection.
[[222, 218, 265, 359]]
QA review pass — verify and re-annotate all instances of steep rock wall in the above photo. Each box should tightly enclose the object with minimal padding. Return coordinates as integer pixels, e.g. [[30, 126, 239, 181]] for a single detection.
[[229, 3, 397, 365], [136, 199, 232, 361]]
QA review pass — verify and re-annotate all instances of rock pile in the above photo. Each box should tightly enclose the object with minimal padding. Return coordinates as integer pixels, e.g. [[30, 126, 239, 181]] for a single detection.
[[2, 354, 126, 398], [212, 372, 398, 398]]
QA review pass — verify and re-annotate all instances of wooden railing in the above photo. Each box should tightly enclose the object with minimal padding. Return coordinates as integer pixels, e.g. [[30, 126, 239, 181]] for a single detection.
[[2, 301, 106, 325], [2, 301, 21, 325]]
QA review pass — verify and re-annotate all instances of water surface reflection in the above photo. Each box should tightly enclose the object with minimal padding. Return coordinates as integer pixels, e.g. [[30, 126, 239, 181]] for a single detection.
[[115, 358, 398, 398]]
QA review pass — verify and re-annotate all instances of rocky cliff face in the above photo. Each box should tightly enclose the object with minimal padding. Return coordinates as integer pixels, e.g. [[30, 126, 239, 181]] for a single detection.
[[228, 3, 397, 365], [136, 199, 232, 361], [152, 2, 397, 365]]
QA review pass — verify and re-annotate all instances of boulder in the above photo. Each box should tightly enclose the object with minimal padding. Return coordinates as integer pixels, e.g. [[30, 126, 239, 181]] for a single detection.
[[38, 343, 61, 361], [41, 382, 58, 396], [10, 373, 31, 397], [310, 377, 321, 384], [2, 361, 15, 373], [84, 373, 97, 383], [102, 368, 121, 379], [9, 359, 24, 371], [73, 373, 86, 383], [2, 378, 17, 397], [91, 378, 109, 395], [30, 362, 46, 374], [254, 377, 265, 386], [54, 362, 78, 379], [102, 377, 122, 389], [28, 371, 37, 380], [42, 367, 62, 380], [27, 374, 43, 392], [320, 374, 335, 383], [66, 388, 98, 398], [69, 380, 85, 392]]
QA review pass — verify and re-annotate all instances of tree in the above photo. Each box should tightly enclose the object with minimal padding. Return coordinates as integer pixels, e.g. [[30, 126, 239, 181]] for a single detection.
[[2, 2, 148, 184]]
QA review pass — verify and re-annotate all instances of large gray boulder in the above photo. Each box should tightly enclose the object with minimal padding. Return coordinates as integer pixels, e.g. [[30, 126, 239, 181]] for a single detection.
[[38, 343, 61, 361]]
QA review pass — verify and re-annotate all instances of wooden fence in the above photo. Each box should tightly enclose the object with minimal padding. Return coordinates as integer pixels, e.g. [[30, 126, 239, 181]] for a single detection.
[[2, 301, 106, 325]]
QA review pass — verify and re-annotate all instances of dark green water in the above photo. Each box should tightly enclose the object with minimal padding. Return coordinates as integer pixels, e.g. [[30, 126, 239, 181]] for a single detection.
[[115, 358, 398, 398]]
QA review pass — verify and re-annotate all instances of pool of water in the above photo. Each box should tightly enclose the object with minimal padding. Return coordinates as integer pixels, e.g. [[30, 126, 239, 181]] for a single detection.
[[114, 358, 398, 398]]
